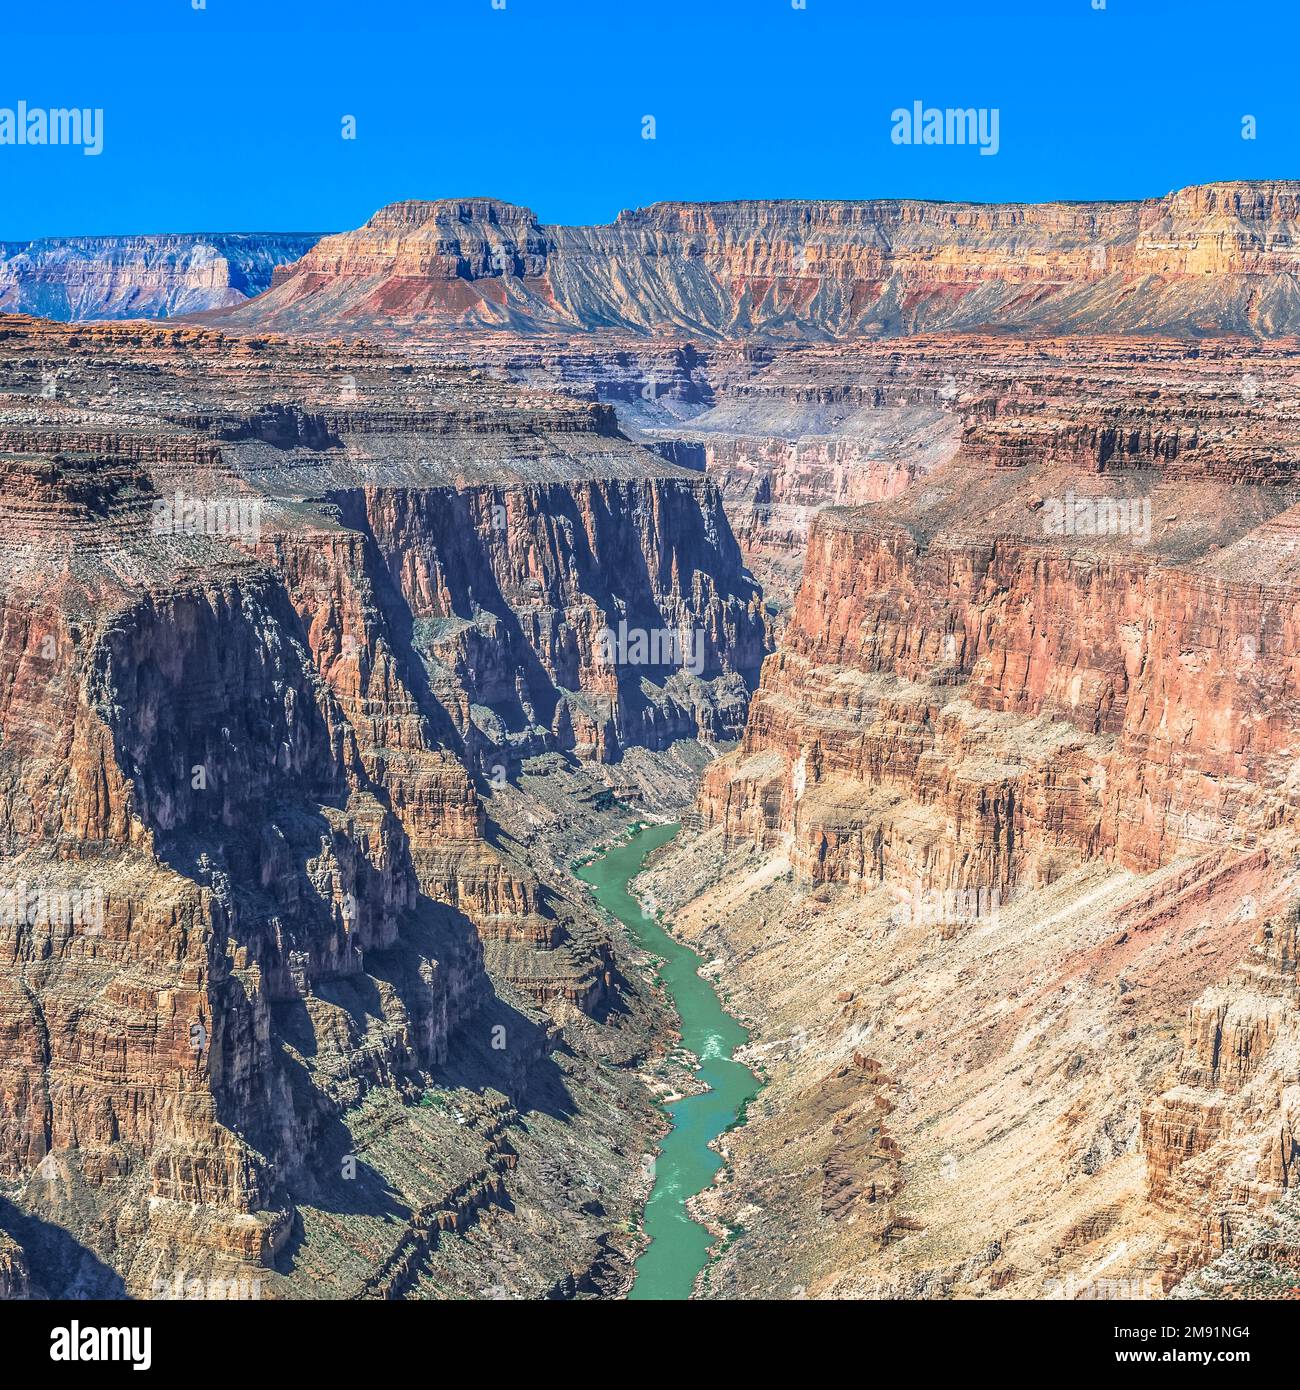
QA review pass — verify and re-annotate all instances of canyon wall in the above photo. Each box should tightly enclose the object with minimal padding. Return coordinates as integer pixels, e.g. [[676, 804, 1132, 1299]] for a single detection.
[[700, 335, 1300, 894], [0, 314, 759, 1298], [642, 333, 1300, 1298]]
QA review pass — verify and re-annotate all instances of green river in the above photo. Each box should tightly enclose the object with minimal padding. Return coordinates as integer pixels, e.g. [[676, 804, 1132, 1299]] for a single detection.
[[575, 822, 758, 1300]]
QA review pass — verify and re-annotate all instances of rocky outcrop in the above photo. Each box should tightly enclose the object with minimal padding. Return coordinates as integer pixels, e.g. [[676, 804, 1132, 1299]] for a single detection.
[[210, 183, 1300, 340], [334, 474, 764, 768], [1143, 900, 1300, 1282], [392, 328, 1300, 617], [699, 333, 1300, 899], [0, 234, 321, 320]]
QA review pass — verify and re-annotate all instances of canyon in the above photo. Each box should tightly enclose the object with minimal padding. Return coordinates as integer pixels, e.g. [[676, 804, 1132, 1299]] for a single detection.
[[640, 329, 1300, 1296], [0, 314, 762, 1299], [4, 180, 1300, 1301], [195, 182, 1300, 613]]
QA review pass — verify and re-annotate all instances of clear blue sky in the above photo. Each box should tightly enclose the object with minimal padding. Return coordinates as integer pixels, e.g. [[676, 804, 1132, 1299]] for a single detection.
[[0, 0, 1293, 238]]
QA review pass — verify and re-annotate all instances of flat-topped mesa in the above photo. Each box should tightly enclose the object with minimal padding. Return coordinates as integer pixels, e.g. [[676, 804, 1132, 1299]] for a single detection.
[[273, 198, 547, 285], [210, 180, 1300, 340], [1136, 180, 1300, 275]]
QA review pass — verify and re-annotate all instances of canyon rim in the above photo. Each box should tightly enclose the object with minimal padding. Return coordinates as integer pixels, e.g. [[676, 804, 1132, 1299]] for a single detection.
[[1, 0, 1298, 1369]]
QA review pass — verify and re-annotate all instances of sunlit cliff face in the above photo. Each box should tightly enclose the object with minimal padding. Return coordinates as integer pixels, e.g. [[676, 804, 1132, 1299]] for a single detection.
[[216, 183, 1300, 339]]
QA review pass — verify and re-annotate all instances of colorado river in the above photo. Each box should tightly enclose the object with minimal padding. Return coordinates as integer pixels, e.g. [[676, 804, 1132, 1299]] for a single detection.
[[575, 822, 758, 1300]]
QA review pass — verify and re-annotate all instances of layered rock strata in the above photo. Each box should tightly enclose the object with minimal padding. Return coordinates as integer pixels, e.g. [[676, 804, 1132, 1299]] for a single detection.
[[0, 234, 321, 320], [0, 314, 760, 1298], [637, 331, 1300, 1297], [209, 183, 1300, 340]]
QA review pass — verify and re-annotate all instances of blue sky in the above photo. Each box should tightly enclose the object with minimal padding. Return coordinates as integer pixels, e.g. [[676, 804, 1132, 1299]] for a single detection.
[[0, 0, 1293, 238]]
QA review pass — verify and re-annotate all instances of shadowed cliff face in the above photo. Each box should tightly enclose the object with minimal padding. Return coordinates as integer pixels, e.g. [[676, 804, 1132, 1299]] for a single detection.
[[328, 473, 765, 766], [0, 315, 764, 1298], [0, 234, 322, 320], [209, 182, 1300, 340]]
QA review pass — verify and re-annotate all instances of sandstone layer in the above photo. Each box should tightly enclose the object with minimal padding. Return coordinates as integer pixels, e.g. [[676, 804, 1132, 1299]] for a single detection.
[[638, 331, 1300, 1298]]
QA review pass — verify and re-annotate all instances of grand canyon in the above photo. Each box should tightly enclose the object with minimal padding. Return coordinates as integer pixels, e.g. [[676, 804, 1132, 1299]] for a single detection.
[[4, 180, 1300, 1306]]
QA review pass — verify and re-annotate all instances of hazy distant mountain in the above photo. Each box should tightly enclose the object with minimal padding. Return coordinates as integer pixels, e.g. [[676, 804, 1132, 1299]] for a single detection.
[[0, 232, 322, 320]]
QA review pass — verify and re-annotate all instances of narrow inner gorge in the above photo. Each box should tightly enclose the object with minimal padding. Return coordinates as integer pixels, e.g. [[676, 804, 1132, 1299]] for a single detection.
[[576, 822, 757, 1300]]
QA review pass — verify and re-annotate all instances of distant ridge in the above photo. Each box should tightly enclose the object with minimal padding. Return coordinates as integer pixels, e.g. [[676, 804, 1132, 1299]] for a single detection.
[[0, 232, 323, 320], [203, 181, 1300, 340]]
